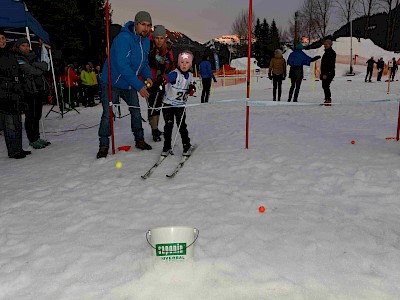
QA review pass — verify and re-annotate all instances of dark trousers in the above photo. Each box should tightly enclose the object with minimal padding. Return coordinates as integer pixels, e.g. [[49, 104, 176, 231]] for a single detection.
[[365, 68, 373, 82], [25, 93, 43, 143], [272, 74, 283, 101], [81, 85, 94, 106], [288, 77, 302, 102], [162, 105, 190, 150], [147, 85, 164, 118], [322, 77, 333, 101], [377, 71, 383, 81], [201, 78, 212, 103], [0, 112, 23, 156], [391, 70, 396, 81]]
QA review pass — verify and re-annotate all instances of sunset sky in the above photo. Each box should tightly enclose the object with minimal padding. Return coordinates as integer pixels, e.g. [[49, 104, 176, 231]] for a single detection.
[[109, 0, 305, 43]]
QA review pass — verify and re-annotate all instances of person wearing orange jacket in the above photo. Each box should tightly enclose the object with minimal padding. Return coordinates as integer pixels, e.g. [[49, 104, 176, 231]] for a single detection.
[[65, 64, 80, 107]]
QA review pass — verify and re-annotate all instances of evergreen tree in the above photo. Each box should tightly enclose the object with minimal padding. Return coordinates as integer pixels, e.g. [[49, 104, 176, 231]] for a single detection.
[[261, 19, 271, 67], [254, 18, 263, 66], [23, 0, 107, 66], [269, 19, 281, 52]]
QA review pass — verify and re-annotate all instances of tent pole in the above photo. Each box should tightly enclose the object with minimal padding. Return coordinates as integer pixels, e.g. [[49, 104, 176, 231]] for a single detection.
[[48, 48, 61, 113]]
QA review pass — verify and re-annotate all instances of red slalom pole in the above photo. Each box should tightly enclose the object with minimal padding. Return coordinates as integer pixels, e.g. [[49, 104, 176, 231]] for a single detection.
[[396, 101, 400, 141], [245, 0, 253, 149], [105, 1, 115, 154]]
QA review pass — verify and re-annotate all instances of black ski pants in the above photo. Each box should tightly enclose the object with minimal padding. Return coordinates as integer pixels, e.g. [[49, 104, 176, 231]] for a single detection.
[[201, 78, 212, 103], [272, 74, 283, 101], [162, 105, 190, 151], [288, 77, 302, 102], [25, 92, 43, 143], [365, 68, 373, 82], [377, 71, 383, 81], [322, 77, 333, 101]]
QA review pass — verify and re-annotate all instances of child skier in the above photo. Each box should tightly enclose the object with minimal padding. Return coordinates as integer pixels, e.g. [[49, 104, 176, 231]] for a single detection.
[[157, 51, 196, 156]]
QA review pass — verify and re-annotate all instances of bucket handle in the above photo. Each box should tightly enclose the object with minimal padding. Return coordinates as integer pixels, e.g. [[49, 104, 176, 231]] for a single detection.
[[146, 228, 199, 252]]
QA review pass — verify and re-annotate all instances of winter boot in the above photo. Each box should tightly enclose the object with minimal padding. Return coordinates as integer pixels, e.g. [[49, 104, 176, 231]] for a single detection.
[[96, 146, 109, 159], [161, 147, 172, 156], [135, 140, 152, 150], [152, 129, 162, 142], [9, 152, 26, 159], [183, 144, 193, 156], [29, 140, 46, 149], [38, 138, 51, 146]]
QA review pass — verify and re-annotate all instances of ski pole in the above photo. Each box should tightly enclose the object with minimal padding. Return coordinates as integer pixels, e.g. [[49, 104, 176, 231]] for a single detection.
[[171, 104, 187, 151]]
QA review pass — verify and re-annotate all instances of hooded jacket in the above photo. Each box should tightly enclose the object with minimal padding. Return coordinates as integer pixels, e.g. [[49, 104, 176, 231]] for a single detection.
[[15, 49, 48, 94], [101, 21, 152, 91], [269, 52, 286, 76]]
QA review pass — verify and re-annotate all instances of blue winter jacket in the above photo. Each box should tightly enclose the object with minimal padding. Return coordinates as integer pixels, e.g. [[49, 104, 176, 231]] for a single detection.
[[287, 50, 313, 67], [199, 60, 215, 79], [101, 21, 152, 91]]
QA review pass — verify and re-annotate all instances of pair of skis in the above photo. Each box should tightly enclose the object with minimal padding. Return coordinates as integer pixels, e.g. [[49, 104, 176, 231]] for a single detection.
[[141, 145, 197, 179]]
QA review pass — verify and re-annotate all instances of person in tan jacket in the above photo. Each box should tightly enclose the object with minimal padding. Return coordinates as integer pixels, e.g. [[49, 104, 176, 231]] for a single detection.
[[268, 49, 287, 101]]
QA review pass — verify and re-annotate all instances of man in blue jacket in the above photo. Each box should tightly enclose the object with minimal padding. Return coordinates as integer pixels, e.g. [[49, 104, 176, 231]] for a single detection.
[[97, 11, 154, 159], [199, 54, 217, 103], [287, 43, 320, 102]]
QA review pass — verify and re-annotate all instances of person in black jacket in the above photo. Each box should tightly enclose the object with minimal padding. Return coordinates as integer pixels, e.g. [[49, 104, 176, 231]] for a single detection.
[[320, 39, 336, 105], [390, 57, 398, 81], [0, 30, 31, 159], [376, 58, 384, 81], [14, 37, 50, 149], [365, 56, 376, 82]]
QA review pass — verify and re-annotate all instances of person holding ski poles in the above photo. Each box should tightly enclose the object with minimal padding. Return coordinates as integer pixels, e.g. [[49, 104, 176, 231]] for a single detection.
[[147, 25, 174, 142], [156, 51, 196, 156]]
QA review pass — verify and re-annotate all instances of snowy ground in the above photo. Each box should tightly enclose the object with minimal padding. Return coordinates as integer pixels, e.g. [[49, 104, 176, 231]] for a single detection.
[[0, 62, 400, 299]]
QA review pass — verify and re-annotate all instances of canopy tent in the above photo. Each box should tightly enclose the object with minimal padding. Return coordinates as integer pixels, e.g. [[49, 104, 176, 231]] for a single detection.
[[0, 0, 50, 44], [0, 0, 62, 115]]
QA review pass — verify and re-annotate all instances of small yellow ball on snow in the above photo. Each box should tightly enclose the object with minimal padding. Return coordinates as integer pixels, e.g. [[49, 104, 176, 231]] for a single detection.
[[115, 161, 123, 169]]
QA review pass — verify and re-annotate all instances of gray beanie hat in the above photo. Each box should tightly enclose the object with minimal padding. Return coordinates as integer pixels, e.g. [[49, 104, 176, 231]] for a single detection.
[[135, 11, 152, 25], [16, 37, 30, 48], [153, 25, 166, 38]]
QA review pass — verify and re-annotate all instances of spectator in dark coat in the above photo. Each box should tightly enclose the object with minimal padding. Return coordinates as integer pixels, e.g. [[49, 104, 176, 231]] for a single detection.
[[390, 57, 398, 81], [376, 58, 384, 81], [365, 57, 376, 82], [199, 54, 217, 103], [0, 30, 31, 158], [14, 37, 50, 149], [320, 39, 336, 105]]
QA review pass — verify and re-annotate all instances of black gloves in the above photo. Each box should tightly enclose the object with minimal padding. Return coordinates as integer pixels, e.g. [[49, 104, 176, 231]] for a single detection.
[[268, 74, 272, 80], [311, 55, 321, 62], [213, 77, 217, 83], [188, 83, 196, 96], [155, 74, 166, 90]]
